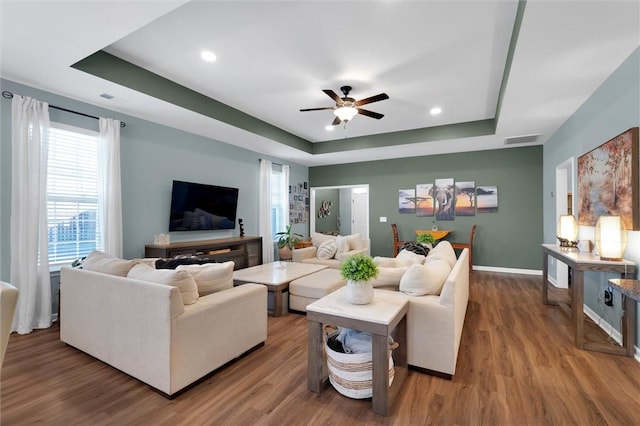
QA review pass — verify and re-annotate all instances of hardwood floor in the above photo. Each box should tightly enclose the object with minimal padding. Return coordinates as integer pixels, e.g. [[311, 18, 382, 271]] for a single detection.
[[2, 271, 640, 425]]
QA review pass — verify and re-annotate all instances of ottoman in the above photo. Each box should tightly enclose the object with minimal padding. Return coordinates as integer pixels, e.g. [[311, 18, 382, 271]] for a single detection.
[[289, 269, 347, 313]]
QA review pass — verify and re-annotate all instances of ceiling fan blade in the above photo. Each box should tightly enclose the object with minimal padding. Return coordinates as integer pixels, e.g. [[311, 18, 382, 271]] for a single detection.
[[355, 93, 389, 107], [357, 108, 384, 119], [331, 116, 342, 126], [299, 107, 335, 112], [323, 89, 342, 104]]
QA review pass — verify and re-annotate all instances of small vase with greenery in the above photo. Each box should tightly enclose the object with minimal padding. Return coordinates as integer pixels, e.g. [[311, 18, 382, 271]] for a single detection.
[[276, 224, 302, 260], [416, 232, 435, 248], [340, 254, 379, 304]]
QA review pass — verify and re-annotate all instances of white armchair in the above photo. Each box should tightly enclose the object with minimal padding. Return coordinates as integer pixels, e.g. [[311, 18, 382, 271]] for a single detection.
[[1, 281, 18, 367]]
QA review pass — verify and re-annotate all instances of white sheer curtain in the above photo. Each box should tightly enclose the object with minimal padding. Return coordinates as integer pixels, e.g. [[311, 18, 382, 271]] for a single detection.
[[10, 95, 52, 334], [98, 118, 123, 258], [281, 164, 290, 229], [259, 159, 274, 263]]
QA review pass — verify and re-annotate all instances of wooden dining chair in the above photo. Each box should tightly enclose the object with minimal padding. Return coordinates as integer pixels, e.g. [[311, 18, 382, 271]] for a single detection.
[[451, 224, 477, 271], [391, 223, 406, 257]]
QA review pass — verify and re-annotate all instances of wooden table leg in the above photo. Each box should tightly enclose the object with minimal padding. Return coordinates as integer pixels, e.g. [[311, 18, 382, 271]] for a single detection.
[[272, 289, 282, 317], [623, 295, 635, 357], [542, 251, 549, 304], [307, 319, 324, 393], [371, 333, 390, 416], [572, 269, 585, 350]]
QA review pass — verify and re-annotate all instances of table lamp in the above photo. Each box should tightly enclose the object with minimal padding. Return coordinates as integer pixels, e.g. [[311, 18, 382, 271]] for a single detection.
[[557, 214, 578, 247], [595, 215, 626, 260]]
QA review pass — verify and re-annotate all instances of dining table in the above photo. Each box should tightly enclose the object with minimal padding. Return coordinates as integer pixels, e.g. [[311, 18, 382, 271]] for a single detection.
[[415, 229, 452, 240]]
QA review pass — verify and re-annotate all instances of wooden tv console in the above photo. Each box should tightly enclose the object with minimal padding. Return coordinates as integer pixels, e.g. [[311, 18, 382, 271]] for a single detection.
[[144, 236, 262, 270]]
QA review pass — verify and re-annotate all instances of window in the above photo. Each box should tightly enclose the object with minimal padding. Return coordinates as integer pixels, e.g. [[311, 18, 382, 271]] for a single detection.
[[47, 123, 102, 266], [270, 164, 287, 237]]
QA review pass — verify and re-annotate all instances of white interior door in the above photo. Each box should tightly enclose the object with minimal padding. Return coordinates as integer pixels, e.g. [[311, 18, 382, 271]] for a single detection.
[[351, 190, 369, 239]]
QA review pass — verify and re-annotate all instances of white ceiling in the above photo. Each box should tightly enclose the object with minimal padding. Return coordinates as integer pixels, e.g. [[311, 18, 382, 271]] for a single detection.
[[1, 1, 639, 167]]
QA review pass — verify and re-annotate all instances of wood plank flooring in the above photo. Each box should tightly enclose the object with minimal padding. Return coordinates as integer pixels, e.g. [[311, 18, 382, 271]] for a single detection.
[[2, 271, 640, 425]]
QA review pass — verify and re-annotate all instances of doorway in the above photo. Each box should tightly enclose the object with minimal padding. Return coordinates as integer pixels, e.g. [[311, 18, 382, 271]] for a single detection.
[[310, 185, 369, 238], [555, 158, 575, 288]]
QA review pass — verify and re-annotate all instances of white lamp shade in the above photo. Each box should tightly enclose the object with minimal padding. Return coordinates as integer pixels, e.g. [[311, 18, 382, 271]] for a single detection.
[[334, 106, 358, 122], [595, 215, 627, 260], [557, 215, 578, 242]]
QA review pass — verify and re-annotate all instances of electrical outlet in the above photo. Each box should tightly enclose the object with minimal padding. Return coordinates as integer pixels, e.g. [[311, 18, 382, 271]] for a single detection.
[[604, 287, 613, 306]]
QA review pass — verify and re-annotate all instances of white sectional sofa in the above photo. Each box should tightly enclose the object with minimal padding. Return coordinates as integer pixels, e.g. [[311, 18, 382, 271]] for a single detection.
[[60, 253, 267, 397], [371, 242, 470, 378], [292, 232, 370, 269]]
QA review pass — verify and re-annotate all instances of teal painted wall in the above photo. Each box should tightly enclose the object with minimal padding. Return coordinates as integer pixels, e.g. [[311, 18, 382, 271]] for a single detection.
[[0, 79, 308, 284], [314, 188, 339, 233], [543, 47, 640, 333], [309, 145, 543, 270]]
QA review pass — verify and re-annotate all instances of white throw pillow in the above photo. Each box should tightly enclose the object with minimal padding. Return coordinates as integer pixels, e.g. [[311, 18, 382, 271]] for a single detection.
[[317, 239, 338, 259], [395, 249, 426, 266], [399, 258, 451, 296], [82, 250, 137, 277], [426, 240, 457, 268], [373, 256, 400, 268], [311, 232, 337, 248], [128, 264, 199, 305], [176, 261, 234, 296], [335, 233, 361, 254]]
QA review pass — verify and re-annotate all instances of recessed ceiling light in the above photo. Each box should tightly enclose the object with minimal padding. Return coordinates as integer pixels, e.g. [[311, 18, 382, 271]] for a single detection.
[[325, 125, 334, 131], [200, 50, 217, 62], [430, 107, 442, 115]]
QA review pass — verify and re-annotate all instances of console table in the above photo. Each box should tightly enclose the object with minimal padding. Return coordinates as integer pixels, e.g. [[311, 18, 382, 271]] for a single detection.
[[541, 244, 635, 355]]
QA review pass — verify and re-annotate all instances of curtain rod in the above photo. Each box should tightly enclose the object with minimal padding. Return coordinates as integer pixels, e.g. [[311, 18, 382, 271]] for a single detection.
[[259, 158, 283, 166], [2, 90, 126, 127]]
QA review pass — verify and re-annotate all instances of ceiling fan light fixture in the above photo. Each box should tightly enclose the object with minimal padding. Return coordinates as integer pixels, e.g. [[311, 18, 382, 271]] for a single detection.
[[334, 106, 358, 122]]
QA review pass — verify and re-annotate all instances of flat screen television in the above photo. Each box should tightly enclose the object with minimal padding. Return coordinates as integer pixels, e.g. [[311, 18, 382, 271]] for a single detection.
[[169, 180, 239, 231]]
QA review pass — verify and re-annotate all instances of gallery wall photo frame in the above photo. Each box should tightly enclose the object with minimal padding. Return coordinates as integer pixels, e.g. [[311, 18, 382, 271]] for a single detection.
[[577, 127, 639, 230]]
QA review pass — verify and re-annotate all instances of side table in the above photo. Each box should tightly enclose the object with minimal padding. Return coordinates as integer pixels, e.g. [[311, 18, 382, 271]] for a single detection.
[[607, 279, 640, 357], [306, 288, 409, 416]]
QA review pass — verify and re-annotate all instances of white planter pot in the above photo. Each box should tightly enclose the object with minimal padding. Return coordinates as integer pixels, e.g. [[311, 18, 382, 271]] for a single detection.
[[345, 279, 374, 304]]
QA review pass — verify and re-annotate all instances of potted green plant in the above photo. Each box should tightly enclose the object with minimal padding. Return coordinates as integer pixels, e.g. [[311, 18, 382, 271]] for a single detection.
[[416, 232, 435, 249], [276, 224, 302, 260], [340, 253, 379, 304]]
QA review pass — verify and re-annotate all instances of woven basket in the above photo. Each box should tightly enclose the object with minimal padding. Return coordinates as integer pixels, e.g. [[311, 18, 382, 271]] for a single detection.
[[325, 327, 398, 399]]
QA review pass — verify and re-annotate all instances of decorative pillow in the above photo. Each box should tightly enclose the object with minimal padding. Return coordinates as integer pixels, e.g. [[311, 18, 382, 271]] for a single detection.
[[400, 242, 429, 257], [155, 256, 218, 269], [82, 250, 137, 277], [395, 249, 426, 266], [127, 264, 199, 305], [317, 239, 338, 259], [399, 258, 451, 296], [176, 261, 234, 296], [335, 233, 361, 254], [426, 241, 457, 268], [311, 232, 337, 248]]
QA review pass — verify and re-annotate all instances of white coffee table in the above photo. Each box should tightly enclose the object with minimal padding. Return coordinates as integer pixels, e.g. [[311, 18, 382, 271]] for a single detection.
[[306, 288, 409, 416], [233, 262, 328, 316]]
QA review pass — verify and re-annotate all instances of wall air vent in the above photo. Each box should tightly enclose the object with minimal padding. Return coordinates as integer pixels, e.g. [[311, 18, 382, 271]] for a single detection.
[[100, 93, 115, 100], [504, 134, 541, 145]]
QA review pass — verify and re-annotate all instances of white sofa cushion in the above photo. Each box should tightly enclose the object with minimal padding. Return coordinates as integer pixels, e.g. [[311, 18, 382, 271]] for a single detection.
[[368, 266, 409, 288], [128, 264, 199, 305], [399, 258, 451, 296], [426, 240, 457, 268], [335, 233, 361, 254], [83, 250, 136, 277], [317, 239, 338, 259], [396, 249, 426, 266], [311, 232, 337, 248], [176, 261, 234, 296]]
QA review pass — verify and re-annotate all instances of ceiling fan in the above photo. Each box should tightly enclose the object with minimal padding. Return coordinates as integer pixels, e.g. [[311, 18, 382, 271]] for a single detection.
[[300, 85, 389, 126]]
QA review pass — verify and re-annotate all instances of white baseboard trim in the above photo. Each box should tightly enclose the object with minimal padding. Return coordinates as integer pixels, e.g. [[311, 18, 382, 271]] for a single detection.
[[472, 265, 542, 276], [582, 303, 640, 361]]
